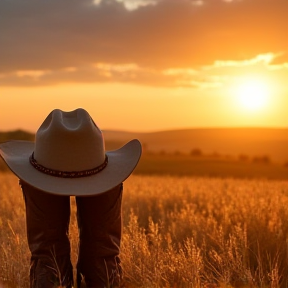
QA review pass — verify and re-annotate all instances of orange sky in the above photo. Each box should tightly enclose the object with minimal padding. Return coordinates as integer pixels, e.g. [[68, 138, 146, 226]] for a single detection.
[[0, 0, 287, 132]]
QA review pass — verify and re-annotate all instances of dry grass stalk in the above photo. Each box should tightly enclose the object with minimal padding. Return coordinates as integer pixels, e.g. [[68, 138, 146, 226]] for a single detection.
[[1, 173, 288, 287]]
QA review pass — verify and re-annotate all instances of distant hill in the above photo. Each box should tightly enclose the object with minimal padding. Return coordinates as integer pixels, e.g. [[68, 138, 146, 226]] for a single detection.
[[103, 128, 288, 164], [0, 129, 35, 142], [0, 128, 287, 163]]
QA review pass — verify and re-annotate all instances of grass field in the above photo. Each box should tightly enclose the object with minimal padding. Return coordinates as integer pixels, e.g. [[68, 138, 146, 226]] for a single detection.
[[1, 172, 288, 287], [135, 154, 288, 180]]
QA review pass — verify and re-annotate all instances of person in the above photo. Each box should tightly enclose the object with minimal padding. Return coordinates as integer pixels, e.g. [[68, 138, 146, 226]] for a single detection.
[[0, 108, 142, 288]]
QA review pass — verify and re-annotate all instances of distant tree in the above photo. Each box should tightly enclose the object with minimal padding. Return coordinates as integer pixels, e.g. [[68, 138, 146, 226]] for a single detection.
[[238, 154, 250, 162], [190, 148, 202, 157], [174, 150, 183, 156], [159, 149, 167, 156], [0, 129, 35, 143], [252, 155, 271, 164], [211, 151, 220, 158]]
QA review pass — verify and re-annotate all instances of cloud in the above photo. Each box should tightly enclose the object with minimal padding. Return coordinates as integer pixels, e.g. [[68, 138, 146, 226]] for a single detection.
[[0, 0, 287, 86], [212, 53, 276, 68], [1, 53, 287, 88], [269, 52, 288, 66], [113, 0, 158, 11], [0, 63, 175, 87]]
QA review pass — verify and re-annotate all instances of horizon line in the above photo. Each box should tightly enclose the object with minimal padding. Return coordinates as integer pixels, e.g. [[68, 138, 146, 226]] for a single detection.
[[0, 126, 287, 134]]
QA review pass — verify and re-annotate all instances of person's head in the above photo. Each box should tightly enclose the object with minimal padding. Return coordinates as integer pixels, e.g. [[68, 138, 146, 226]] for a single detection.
[[0, 108, 142, 196]]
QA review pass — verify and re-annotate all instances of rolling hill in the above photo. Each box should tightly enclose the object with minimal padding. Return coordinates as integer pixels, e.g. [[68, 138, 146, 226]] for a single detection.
[[103, 128, 288, 164], [0, 128, 287, 163]]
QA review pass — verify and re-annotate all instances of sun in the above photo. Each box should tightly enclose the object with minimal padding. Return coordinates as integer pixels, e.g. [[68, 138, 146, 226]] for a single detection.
[[234, 76, 270, 111]]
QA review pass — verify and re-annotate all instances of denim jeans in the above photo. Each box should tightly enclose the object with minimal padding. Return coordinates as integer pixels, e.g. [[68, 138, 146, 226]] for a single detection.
[[20, 180, 123, 288]]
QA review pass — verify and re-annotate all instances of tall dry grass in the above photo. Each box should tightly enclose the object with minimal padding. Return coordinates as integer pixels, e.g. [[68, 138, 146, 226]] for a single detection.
[[0, 172, 288, 287]]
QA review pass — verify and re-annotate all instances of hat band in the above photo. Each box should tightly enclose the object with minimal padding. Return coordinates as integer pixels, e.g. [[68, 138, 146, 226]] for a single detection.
[[29, 152, 108, 178]]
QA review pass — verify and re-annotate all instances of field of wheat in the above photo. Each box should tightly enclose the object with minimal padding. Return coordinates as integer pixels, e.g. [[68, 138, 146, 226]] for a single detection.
[[1, 172, 288, 288]]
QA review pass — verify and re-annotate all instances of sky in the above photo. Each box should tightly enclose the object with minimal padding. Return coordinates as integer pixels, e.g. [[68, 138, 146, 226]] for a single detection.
[[0, 0, 287, 132]]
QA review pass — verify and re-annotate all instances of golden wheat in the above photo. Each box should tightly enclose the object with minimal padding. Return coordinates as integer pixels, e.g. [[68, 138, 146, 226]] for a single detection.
[[0, 173, 288, 288]]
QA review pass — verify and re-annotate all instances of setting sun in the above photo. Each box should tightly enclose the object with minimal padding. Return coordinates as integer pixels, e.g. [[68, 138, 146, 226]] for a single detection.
[[235, 76, 270, 111]]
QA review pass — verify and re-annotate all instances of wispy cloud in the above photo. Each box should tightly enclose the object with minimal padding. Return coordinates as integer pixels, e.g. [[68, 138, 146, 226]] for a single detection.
[[115, 0, 158, 11], [0, 53, 287, 88], [213, 53, 276, 68]]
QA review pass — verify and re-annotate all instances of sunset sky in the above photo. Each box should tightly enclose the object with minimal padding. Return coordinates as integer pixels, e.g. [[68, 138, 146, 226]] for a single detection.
[[0, 0, 287, 132]]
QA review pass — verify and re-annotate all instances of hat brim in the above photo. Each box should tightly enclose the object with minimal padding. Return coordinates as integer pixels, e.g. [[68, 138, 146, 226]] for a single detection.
[[0, 139, 142, 196]]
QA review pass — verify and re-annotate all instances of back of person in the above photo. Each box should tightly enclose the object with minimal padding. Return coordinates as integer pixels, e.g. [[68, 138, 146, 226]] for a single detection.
[[0, 108, 142, 287]]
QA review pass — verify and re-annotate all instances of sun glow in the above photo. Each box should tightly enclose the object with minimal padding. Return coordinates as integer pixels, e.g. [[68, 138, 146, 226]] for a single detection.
[[234, 76, 270, 111]]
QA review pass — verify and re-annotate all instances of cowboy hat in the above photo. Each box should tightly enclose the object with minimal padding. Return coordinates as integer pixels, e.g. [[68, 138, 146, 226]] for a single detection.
[[0, 108, 142, 196]]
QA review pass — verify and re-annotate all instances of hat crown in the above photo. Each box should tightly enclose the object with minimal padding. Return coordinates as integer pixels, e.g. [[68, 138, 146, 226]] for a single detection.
[[34, 108, 105, 171]]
